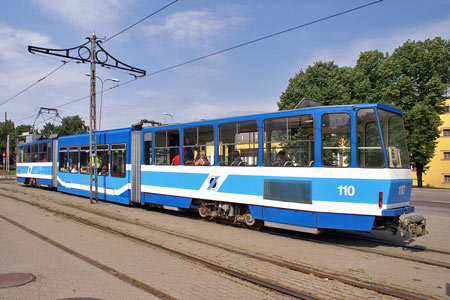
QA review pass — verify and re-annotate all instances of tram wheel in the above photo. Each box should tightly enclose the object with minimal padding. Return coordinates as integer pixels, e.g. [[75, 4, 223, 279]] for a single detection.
[[198, 206, 208, 218], [244, 213, 263, 230], [249, 220, 264, 231]]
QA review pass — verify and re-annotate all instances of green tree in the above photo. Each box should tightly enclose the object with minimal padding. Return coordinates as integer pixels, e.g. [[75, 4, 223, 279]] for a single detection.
[[277, 37, 450, 187], [386, 37, 450, 186], [278, 61, 356, 110], [54, 115, 88, 136], [41, 123, 56, 138]]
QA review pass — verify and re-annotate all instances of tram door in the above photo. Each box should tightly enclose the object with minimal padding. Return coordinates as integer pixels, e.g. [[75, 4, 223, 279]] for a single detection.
[[52, 139, 58, 188], [130, 131, 141, 204]]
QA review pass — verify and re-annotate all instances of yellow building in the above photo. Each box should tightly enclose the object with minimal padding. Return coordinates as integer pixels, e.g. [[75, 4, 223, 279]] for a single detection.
[[413, 99, 450, 188]]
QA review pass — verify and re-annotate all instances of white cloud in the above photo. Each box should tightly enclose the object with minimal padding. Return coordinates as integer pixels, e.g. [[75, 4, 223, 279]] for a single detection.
[[304, 17, 450, 68], [142, 10, 246, 49], [33, 0, 134, 33], [0, 25, 54, 61]]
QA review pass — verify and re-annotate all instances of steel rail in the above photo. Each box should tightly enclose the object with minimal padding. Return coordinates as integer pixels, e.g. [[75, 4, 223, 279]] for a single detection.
[[1, 194, 319, 300], [0, 214, 178, 300], [0, 190, 429, 300], [329, 232, 450, 256]]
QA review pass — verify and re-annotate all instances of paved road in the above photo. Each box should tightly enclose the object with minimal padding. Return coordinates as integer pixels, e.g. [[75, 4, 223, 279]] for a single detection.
[[410, 188, 450, 210]]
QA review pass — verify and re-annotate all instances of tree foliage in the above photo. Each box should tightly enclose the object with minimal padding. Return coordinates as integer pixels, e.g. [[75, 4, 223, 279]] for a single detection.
[[278, 37, 450, 187], [53, 115, 88, 136]]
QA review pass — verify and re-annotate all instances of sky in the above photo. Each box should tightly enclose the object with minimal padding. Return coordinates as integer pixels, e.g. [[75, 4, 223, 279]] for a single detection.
[[0, 0, 449, 131]]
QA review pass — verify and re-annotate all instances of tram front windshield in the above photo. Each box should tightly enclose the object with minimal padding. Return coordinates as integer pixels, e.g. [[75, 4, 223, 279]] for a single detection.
[[378, 109, 410, 169]]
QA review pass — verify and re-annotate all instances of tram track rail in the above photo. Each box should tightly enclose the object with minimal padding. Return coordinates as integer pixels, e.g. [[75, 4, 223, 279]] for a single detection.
[[329, 232, 450, 256], [0, 189, 432, 300], [263, 229, 450, 270]]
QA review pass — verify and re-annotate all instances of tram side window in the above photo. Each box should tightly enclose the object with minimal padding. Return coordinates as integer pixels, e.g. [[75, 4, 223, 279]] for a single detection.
[[39, 142, 48, 162], [155, 129, 180, 165], [97, 144, 109, 176], [80, 145, 90, 174], [31, 143, 38, 162], [219, 120, 258, 166], [183, 125, 214, 166], [17, 146, 24, 163], [357, 109, 384, 168], [378, 109, 410, 168], [264, 115, 314, 167], [69, 146, 79, 173], [59, 147, 68, 172], [111, 143, 126, 177], [322, 113, 351, 167], [24, 145, 31, 162], [144, 132, 152, 165], [48, 142, 52, 162]]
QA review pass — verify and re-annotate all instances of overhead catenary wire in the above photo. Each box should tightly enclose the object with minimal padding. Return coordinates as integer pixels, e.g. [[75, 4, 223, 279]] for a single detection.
[[16, 0, 383, 125], [0, 0, 179, 108]]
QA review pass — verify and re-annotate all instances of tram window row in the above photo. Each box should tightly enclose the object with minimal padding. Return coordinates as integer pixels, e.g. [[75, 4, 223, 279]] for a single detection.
[[141, 108, 409, 169], [58, 143, 126, 177], [17, 140, 52, 163]]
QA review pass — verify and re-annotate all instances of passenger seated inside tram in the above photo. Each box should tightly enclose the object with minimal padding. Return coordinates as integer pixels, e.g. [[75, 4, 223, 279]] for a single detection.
[[231, 150, 243, 166], [71, 164, 78, 173], [195, 151, 209, 166], [80, 164, 88, 174], [99, 164, 108, 175], [172, 154, 180, 165], [277, 150, 291, 166], [60, 163, 68, 172]]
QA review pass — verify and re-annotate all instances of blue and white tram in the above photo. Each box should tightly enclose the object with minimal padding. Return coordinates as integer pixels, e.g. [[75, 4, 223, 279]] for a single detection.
[[16, 103, 427, 237], [137, 103, 426, 237], [16, 138, 56, 187]]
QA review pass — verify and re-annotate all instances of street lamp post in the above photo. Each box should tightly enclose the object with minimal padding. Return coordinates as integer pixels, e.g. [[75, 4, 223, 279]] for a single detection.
[[85, 73, 119, 130]]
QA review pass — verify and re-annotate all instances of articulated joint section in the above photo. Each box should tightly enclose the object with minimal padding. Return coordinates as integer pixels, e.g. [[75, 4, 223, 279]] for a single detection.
[[399, 215, 428, 238]]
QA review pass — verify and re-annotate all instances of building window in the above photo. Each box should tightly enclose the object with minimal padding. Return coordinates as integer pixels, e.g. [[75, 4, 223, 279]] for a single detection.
[[444, 152, 450, 160], [443, 129, 450, 137], [444, 175, 450, 183], [444, 105, 450, 114]]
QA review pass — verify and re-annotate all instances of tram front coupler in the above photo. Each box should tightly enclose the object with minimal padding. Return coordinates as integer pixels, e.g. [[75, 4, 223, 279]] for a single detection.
[[399, 215, 428, 238]]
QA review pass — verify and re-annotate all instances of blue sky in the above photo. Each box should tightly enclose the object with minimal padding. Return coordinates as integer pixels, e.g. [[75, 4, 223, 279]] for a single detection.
[[1, 0, 449, 130]]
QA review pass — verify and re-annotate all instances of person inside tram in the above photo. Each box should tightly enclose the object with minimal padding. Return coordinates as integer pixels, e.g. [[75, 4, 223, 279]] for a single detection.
[[195, 151, 209, 166], [172, 154, 180, 165], [80, 164, 88, 174], [277, 150, 289, 166], [231, 150, 242, 166], [183, 136, 195, 163], [71, 164, 78, 173]]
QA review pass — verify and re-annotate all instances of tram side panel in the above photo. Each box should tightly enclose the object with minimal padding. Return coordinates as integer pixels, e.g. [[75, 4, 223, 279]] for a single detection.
[[56, 129, 133, 205]]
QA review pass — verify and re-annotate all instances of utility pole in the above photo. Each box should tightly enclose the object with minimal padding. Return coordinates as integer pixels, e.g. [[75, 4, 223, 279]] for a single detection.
[[3, 112, 6, 172], [89, 32, 98, 203], [29, 34, 146, 204]]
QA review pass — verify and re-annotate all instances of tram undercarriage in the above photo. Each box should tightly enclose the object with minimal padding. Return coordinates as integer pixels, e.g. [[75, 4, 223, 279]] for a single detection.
[[194, 200, 264, 230]]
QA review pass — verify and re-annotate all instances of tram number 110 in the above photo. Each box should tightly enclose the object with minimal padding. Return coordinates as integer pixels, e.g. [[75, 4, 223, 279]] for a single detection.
[[337, 185, 355, 197]]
